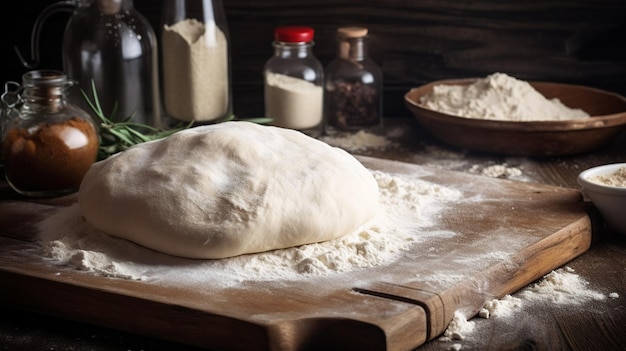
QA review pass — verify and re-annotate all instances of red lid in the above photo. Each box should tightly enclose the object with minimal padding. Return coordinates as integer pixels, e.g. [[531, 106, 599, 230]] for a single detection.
[[274, 26, 315, 43]]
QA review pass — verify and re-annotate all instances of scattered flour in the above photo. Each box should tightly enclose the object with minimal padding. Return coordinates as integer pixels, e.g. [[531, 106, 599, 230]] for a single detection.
[[441, 311, 475, 341], [37, 170, 461, 287], [518, 266, 606, 304], [442, 266, 610, 346], [469, 163, 522, 179], [587, 166, 626, 187], [419, 72, 590, 121], [319, 130, 398, 152], [478, 294, 522, 319]]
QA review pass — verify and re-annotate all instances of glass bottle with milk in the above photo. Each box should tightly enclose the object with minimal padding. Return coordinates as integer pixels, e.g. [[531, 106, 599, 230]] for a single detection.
[[264, 26, 324, 137], [161, 0, 232, 124]]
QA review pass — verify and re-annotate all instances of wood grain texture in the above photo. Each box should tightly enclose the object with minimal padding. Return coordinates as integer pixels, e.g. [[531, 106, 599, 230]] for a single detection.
[[0, 156, 594, 351]]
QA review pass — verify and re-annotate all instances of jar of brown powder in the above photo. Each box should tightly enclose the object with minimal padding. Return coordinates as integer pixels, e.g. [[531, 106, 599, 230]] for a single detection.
[[1, 70, 99, 197]]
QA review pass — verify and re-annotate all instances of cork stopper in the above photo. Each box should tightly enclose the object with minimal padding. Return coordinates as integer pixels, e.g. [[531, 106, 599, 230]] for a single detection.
[[337, 27, 368, 60], [337, 27, 368, 39]]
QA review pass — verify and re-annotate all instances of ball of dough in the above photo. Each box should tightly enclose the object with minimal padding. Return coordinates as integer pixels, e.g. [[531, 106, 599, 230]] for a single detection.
[[78, 121, 379, 259]]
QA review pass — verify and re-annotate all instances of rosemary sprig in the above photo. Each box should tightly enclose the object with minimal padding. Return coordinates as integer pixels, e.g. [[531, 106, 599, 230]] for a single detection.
[[81, 81, 272, 160]]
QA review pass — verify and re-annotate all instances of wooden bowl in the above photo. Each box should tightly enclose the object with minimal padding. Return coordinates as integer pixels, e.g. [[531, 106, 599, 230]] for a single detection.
[[404, 79, 626, 156]]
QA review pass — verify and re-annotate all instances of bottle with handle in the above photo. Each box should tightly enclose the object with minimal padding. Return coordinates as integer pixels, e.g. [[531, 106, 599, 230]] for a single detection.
[[15, 0, 162, 127]]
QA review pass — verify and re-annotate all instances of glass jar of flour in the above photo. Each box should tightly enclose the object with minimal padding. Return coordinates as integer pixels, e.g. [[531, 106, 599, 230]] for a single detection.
[[264, 26, 324, 137], [161, 0, 232, 124]]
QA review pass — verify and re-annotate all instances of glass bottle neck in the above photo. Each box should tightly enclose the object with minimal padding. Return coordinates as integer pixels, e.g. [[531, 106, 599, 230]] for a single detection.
[[78, 0, 134, 14], [338, 37, 366, 61], [273, 41, 314, 59], [21, 71, 70, 113]]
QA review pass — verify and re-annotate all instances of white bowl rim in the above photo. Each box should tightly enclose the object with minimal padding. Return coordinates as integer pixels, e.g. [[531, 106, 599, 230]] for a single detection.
[[578, 163, 626, 194]]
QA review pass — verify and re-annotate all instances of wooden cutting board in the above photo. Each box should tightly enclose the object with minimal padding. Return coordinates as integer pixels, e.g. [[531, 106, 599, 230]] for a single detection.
[[0, 156, 593, 351]]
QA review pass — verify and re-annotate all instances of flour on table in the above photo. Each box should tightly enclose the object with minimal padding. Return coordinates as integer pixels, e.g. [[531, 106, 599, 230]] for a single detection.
[[441, 266, 609, 346], [37, 170, 461, 287], [319, 129, 399, 152], [518, 266, 606, 304], [478, 294, 522, 319], [440, 311, 475, 341], [469, 163, 523, 179], [419, 72, 590, 121]]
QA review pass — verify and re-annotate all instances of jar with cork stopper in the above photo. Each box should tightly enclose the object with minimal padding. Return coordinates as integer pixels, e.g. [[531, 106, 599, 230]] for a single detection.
[[324, 27, 383, 133], [264, 26, 324, 137]]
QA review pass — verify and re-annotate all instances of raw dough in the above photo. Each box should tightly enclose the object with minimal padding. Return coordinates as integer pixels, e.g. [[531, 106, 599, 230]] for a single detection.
[[78, 121, 379, 259]]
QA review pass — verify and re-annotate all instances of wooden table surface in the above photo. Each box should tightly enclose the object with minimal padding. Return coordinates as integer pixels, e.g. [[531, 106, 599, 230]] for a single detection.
[[1, 117, 625, 351]]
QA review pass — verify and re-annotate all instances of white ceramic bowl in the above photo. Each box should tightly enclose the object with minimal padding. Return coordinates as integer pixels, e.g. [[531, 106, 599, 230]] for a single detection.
[[578, 163, 626, 236]]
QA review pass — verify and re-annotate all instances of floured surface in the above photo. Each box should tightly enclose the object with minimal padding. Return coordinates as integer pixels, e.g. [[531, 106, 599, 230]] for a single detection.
[[36, 169, 462, 288], [0, 156, 593, 351]]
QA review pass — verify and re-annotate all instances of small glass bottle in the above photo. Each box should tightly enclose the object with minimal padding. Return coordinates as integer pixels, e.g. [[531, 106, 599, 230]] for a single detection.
[[264, 26, 324, 137], [1, 70, 99, 197], [161, 0, 232, 124], [325, 27, 383, 132]]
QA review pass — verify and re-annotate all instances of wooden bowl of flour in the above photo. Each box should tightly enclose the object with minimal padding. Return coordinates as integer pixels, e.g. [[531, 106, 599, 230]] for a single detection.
[[404, 78, 626, 156]]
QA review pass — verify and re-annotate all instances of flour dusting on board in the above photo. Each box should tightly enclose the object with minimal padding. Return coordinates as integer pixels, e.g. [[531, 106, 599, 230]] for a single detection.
[[37, 170, 461, 288]]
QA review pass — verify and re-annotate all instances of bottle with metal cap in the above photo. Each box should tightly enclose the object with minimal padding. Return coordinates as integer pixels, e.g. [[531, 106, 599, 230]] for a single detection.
[[263, 26, 324, 137], [324, 27, 383, 132]]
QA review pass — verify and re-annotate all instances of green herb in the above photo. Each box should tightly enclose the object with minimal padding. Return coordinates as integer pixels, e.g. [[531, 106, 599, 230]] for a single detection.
[[81, 81, 272, 160]]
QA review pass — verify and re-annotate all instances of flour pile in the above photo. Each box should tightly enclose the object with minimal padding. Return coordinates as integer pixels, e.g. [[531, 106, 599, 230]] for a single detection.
[[38, 170, 461, 288], [420, 73, 590, 121], [440, 266, 612, 346], [588, 166, 626, 187]]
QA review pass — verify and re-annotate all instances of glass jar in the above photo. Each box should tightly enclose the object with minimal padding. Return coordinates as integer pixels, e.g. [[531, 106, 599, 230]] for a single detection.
[[1, 70, 99, 198], [62, 0, 161, 127], [161, 0, 232, 124], [324, 27, 383, 132], [264, 26, 324, 137]]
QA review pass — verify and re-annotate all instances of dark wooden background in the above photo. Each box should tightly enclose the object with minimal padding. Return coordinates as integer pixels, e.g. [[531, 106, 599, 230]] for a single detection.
[[2, 0, 625, 118]]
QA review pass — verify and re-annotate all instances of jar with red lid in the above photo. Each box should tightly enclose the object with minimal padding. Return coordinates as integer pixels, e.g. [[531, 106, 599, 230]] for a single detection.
[[263, 26, 324, 137]]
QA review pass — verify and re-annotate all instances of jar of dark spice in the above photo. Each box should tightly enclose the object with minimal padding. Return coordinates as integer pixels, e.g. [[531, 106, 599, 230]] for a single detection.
[[1, 70, 99, 197], [324, 27, 383, 132]]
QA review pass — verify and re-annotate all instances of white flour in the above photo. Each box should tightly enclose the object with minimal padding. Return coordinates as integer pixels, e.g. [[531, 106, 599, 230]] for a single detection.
[[162, 19, 229, 122], [319, 129, 402, 153], [442, 266, 611, 346], [320, 130, 392, 152], [420, 73, 590, 121], [469, 163, 523, 179], [442, 311, 475, 341], [37, 170, 461, 288], [588, 166, 626, 187], [265, 72, 323, 130], [518, 266, 606, 304], [478, 294, 522, 319]]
